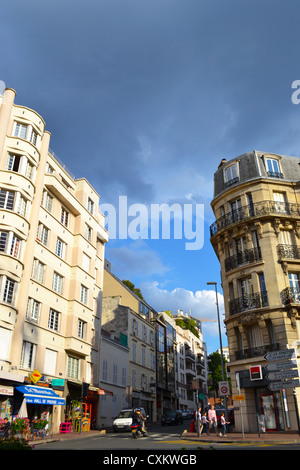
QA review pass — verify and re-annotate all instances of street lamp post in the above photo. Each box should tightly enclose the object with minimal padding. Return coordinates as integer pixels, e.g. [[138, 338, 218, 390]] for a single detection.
[[207, 282, 228, 419]]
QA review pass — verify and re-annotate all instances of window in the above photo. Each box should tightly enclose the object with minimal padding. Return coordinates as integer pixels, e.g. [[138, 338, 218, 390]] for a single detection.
[[265, 157, 283, 178], [38, 224, 49, 246], [48, 308, 60, 331], [132, 343, 136, 362], [77, 319, 86, 339], [56, 238, 66, 259], [67, 356, 79, 379], [6, 153, 22, 172], [60, 207, 69, 227], [0, 327, 12, 361], [224, 163, 239, 187], [43, 191, 53, 213], [85, 223, 92, 242], [122, 367, 127, 386], [2, 277, 15, 304], [102, 360, 108, 381], [32, 259, 45, 283], [82, 253, 90, 272], [17, 195, 27, 217], [44, 349, 57, 376], [10, 234, 21, 258], [113, 364, 118, 384], [29, 129, 37, 146], [26, 298, 41, 323], [87, 197, 94, 215], [0, 189, 15, 210], [20, 341, 36, 369], [53, 272, 63, 294], [14, 122, 28, 139], [273, 192, 288, 214], [25, 160, 34, 180], [0, 231, 8, 252], [80, 284, 88, 304]]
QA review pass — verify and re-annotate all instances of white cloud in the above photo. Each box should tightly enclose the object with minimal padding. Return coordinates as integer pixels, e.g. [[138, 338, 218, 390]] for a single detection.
[[139, 281, 226, 339]]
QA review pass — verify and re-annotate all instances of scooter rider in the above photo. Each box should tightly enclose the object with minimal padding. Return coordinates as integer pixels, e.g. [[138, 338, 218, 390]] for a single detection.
[[132, 409, 146, 436]]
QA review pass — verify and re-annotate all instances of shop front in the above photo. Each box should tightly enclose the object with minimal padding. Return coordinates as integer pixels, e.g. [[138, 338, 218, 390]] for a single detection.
[[15, 384, 65, 434]]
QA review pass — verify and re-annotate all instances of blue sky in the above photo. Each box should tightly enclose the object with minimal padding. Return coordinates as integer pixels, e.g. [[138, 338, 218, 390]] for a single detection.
[[2, 0, 300, 353]]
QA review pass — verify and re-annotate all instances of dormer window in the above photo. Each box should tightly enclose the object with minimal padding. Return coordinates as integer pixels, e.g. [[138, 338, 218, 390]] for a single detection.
[[265, 157, 283, 179], [224, 162, 239, 188]]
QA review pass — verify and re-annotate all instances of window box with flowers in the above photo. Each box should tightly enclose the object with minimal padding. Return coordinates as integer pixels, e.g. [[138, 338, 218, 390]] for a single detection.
[[32, 418, 48, 429]]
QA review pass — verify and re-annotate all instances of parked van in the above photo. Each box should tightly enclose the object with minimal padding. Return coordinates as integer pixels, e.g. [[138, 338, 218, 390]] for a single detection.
[[112, 408, 147, 432]]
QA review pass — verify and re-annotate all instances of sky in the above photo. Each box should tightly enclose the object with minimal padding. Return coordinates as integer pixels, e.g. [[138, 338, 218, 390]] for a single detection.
[[2, 0, 300, 354]]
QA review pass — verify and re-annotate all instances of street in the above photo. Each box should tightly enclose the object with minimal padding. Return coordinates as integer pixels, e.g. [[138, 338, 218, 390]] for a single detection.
[[33, 421, 300, 452]]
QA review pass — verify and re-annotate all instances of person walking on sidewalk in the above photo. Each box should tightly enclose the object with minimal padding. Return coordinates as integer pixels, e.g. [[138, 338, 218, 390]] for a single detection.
[[208, 405, 219, 434], [200, 412, 210, 436], [220, 413, 230, 437]]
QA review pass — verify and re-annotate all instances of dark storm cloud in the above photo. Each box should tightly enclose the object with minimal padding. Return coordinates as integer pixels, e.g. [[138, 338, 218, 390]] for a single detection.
[[2, 0, 300, 206]]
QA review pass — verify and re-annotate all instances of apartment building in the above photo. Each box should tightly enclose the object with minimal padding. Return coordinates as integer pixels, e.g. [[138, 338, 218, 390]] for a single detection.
[[102, 263, 157, 422], [173, 312, 208, 411], [0, 88, 108, 432], [210, 150, 300, 432]]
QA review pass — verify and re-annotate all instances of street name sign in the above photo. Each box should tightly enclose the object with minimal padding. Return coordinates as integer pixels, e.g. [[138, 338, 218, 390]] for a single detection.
[[265, 360, 297, 371], [267, 379, 300, 391], [266, 369, 299, 381], [264, 349, 296, 362], [233, 394, 245, 401]]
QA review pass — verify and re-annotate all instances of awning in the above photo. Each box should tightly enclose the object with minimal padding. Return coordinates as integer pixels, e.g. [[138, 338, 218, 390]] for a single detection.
[[89, 386, 113, 396], [16, 385, 65, 405]]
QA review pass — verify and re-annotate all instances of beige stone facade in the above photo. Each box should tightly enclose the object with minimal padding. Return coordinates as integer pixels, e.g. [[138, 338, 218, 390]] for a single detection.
[[0, 88, 108, 432], [210, 151, 300, 432]]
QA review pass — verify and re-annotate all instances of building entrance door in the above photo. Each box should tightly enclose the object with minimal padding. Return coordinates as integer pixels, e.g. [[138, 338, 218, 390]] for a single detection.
[[260, 394, 278, 431]]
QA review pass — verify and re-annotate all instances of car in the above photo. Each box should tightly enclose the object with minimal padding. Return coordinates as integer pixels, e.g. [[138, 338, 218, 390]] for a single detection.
[[112, 408, 147, 432], [182, 410, 189, 419], [161, 410, 184, 425]]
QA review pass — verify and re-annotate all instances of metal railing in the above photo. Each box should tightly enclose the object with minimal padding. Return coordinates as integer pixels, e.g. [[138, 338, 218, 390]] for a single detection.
[[225, 247, 262, 272], [281, 287, 300, 305], [210, 200, 300, 237], [277, 244, 300, 260], [229, 291, 268, 315], [235, 343, 279, 360]]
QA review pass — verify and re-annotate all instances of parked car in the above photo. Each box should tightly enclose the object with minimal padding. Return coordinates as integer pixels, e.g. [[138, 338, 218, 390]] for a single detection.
[[112, 408, 147, 432], [182, 410, 189, 419], [161, 410, 184, 425]]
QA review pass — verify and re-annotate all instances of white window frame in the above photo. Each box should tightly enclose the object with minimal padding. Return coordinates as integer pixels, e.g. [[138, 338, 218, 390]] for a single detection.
[[48, 308, 60, 331], [26, 298, 41, 323], [14, 122, 28, 139], [52, 272, 63, 294], [20, 341, 36, 369], [80, 284, 88, 305], [67, 356, 79, 380], [56, 238, 66, 259]]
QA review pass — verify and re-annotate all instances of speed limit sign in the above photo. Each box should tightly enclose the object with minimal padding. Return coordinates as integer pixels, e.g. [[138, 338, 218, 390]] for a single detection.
[[218, 381, 230, 396]]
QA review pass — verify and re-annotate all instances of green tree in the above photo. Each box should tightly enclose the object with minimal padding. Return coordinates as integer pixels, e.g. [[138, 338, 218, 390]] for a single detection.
[[175, 316, 199, 338], [122, 280, 144, 300], [208, 351, 231, 394]]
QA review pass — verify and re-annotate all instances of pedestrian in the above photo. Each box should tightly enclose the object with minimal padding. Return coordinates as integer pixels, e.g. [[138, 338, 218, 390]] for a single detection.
[[200, 412, 210, 436], [0, 417, 10, 439], [195, 406, 202, 434], [220, 412, 230, 437], [208, 405, 219, 435]]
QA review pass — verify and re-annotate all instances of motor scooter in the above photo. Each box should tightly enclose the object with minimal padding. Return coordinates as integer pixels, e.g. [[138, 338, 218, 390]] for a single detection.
[[130, 422, 147, 438]]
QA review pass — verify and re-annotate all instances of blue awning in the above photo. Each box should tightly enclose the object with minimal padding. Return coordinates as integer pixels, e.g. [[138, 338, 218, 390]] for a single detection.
[[16, 385, 65, 405]]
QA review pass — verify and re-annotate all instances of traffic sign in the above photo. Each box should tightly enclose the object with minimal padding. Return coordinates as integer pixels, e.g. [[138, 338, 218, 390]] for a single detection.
[[233, 394, 245, 401], [266, 369, 299, 381], [264, 349, 296, 362], [265, 360, 297, 371], [218, 381, 230, 396], [198, 393, 205, 400], [267, 379, 300, 391]]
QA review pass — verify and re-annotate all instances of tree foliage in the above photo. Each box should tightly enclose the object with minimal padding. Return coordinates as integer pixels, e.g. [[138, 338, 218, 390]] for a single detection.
[[208, 351, 231, 394], [122, 280, 144, 300], [175, 316, 199, 338]]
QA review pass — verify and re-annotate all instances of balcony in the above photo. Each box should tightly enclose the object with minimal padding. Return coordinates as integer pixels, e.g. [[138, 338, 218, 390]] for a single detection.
[[235, 342, 279, 360], [229, 292, 268, 316], [225, 247, 262, 272], [281, 287, 300, 305], [277, 244, 300, 260], [210, 200, 300, 237]]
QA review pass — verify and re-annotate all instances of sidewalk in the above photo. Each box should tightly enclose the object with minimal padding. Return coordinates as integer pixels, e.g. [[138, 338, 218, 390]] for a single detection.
[[29, 429, 107, 446], [181, 429, 300, 445]]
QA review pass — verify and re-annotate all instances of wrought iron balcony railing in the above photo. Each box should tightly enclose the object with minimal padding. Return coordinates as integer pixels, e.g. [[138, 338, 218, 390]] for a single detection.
[[210, 200, 300, 237], [277, 244, 300, 260], [235, 343, 279, 360], [225, 247, 262, 272], [281, 287, 300, 305], [229, 291, 268, 315]]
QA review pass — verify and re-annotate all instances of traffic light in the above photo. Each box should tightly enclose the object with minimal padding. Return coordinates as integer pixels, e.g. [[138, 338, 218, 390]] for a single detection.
[[81, 382, 89, 398]]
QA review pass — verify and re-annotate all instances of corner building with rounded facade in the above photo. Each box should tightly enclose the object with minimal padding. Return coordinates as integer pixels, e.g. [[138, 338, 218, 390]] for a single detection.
[[210, 150, 300, 432], [0, 88, 108, 432]]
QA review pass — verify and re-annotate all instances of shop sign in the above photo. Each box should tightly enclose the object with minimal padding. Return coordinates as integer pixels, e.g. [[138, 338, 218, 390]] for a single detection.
[[30, 369, 42, 384], [0, 386, 13, 396]]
